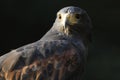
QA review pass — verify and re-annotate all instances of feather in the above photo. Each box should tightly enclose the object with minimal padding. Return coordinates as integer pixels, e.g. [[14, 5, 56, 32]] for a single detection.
[[0, 6, 92, 80]]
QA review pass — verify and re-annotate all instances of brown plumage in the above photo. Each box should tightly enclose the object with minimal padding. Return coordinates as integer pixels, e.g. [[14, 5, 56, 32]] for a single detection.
[[0, 6, 92, 80]]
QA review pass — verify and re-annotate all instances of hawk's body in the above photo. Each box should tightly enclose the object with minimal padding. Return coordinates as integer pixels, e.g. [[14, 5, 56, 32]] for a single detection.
[[0, 6, 92, 80]]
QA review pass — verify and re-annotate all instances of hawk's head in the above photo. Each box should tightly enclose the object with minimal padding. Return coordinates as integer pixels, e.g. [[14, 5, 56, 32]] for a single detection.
[[53, 6, 92, 43]]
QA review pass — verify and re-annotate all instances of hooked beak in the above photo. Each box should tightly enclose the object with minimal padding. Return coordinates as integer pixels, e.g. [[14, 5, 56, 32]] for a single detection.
[[61, 13, 70, 29], [61, 12, 80, 29]]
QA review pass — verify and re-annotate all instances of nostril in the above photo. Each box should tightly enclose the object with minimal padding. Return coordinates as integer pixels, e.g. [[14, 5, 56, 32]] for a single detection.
[[75, 14, 80, 19], [65, 8, 69, 13]]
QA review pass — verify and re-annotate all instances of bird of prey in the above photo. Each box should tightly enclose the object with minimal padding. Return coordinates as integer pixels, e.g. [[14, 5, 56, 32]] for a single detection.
[[0, 6, 92, 80]]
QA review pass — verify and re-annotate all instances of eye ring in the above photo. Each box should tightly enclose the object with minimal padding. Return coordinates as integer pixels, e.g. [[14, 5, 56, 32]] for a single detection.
[[58, 14, 62, 19], [75, 14, 80, 19]]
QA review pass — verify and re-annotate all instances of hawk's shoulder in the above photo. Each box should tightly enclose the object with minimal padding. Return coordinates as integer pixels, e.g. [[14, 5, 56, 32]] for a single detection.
[[0, 39, 81, 72]]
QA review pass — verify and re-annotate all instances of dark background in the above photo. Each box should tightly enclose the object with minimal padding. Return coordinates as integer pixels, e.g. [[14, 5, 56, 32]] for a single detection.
[[0, 0, 120, 80]]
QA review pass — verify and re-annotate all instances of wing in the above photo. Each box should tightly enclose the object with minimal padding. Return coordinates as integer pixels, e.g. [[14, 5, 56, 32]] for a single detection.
[[0, 40, 86, 80]]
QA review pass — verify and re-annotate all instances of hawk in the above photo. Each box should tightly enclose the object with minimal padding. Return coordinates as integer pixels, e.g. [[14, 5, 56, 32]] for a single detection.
[[0, 6, 92, 80]]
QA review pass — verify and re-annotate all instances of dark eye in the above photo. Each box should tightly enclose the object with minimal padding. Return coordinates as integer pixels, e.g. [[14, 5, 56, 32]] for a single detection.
[[58, 14, 62, 19], [75, 14, 80, 19]]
